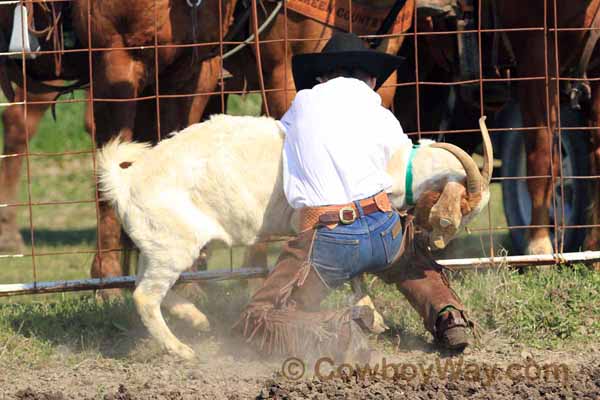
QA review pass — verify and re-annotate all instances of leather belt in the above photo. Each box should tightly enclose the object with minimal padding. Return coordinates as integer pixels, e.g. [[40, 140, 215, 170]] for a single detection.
[[299, 191, 393, 232]]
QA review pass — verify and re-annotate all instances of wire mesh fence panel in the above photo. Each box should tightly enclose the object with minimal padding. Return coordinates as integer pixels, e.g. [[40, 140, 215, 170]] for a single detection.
[[0, 0, 599, 297]]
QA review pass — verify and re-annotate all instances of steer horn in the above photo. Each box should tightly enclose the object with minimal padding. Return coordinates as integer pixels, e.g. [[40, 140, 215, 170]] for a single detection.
[[430, 116, 493, 195], [479, 116, 493, 185]]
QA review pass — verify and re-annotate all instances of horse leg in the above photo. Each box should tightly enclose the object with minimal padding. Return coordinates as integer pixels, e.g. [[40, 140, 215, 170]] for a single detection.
[[135, 53, 220, 141], [585, 83, 600, 268], [83, 90, 94, 135], [187, 57, 222, 125], [519, 61, 556, 255], [263, 55, 295, 118], [0, 87, 53, 252], [91, 50, 146, 295], [257, 12, 295, 119], [523, 102, 555, 254]]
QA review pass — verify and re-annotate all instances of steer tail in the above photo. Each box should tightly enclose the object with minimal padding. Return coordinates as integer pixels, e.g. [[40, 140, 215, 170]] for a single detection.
[[96, 137, 151, 215]]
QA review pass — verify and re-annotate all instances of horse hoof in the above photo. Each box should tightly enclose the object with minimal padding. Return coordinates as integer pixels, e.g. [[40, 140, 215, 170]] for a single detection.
[[589, 261, 600, 272], [526, 237, 553, 256]]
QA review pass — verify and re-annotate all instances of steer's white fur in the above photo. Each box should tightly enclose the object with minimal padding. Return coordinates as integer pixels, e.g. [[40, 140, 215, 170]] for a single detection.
[[97, 114, 488, 359]]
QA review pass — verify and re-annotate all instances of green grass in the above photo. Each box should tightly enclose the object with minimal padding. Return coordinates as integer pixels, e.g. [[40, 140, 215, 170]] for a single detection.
[[227, 93, 262, 116], [0, 279, 254, 365], [0, 90, 91, 154], [0, 295, 139, 364], [0, 266, 597, 366], [487, 265, 600, 347], [327, 265, 600, 350], [0, 90, 96, 288]]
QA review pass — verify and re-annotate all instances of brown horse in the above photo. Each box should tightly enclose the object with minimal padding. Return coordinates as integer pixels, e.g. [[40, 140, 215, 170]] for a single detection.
[[217, 0, 415, 118], [495, 0, 600, 258], [0, 0, 237, 290]]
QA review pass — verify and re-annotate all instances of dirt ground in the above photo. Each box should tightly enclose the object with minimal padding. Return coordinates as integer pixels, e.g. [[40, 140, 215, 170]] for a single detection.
[[2, 334, 599, 400]]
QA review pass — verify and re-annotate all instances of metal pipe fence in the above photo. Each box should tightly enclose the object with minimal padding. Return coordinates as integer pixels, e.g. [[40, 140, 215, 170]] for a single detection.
[[0, 0, 599, 297]]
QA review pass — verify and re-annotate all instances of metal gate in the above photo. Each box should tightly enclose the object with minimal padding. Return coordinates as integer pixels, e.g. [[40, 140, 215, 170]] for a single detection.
[[0, 0, 599, 297]]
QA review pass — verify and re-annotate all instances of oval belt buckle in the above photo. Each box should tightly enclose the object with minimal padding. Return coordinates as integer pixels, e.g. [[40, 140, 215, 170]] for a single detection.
[[339, 207, 357, 224]]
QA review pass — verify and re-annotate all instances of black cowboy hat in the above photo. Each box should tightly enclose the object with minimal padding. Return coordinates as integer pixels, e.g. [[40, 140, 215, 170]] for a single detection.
[[291, 32, 405, 91]]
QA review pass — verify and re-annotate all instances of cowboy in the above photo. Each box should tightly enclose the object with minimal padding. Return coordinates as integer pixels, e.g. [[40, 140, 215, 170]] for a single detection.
[[237, 32, 471, 359]]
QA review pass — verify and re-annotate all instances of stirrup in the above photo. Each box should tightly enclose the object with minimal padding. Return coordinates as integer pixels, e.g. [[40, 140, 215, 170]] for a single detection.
[[8, 4, 40, 60]]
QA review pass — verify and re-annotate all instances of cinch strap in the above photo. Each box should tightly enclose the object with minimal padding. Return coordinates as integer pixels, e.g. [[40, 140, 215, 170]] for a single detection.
[[405, 145, 419, 206]]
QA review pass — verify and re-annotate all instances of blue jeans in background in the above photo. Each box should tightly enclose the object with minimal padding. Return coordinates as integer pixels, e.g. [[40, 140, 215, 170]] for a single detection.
[[310, 201, 404, 288]]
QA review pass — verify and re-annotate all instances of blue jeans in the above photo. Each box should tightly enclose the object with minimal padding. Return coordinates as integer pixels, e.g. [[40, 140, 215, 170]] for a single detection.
[[310, 201, 404, 288]]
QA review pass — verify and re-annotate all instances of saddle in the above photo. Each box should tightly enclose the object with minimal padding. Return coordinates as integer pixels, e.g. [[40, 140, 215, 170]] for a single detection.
[[277, 0, 414, 36], [420, 0, 516, 110]]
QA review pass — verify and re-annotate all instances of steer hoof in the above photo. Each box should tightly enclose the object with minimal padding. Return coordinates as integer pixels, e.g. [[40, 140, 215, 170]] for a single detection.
[[172, 343, 196, 360], [192, 315, 211, 332]]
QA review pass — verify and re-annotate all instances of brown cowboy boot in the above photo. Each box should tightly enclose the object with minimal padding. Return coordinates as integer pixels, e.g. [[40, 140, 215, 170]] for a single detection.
[[434, 305, 471, 350]]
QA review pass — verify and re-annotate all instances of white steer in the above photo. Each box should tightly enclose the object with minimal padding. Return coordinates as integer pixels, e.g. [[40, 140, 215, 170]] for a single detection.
[[97, 114, 492, 359]]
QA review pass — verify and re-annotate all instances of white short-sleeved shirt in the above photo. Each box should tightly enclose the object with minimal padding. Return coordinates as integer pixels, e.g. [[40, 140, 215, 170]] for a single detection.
[[280, 77, 410, 209]]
